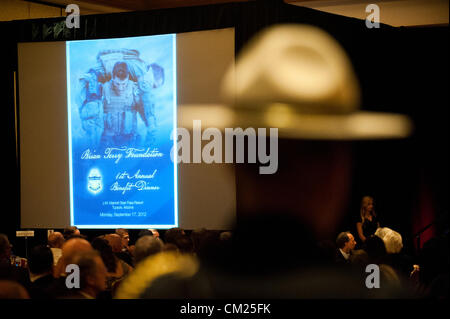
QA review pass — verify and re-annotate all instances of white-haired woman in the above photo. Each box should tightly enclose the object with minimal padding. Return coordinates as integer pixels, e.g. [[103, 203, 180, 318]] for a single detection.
[[376, 227, 417, 281]]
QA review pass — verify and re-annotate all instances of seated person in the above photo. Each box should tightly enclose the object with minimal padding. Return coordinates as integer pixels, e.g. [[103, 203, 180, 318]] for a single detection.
[[27, 245, 56, 299], [63, 226, 81, 240], [115, 229, 133, 266], [92, 236, 133, 296], [335, 232, 357, 265], [377, 228, 415, 279], [0, 234, 30, 289], [61, 250, 108, 299], [48, 232, 65, 266]]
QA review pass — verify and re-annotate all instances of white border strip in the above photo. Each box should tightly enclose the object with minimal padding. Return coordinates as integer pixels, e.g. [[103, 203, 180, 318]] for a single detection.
[[76, 224, 177, 229], [66, 42, 75, 227], [172, 33, 179, 228], [69, 34, 179, 229]]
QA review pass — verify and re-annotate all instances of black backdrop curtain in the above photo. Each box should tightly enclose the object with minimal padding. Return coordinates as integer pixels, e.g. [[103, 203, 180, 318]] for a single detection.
[[0, 0, 447, 254]]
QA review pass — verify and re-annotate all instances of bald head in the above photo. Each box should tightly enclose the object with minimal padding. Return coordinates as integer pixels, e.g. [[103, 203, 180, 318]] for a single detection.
[[48, 232, 65, 248], [0, 234, 11, 260], [0, 280, 30, 299], [61, 238, 93, 265]]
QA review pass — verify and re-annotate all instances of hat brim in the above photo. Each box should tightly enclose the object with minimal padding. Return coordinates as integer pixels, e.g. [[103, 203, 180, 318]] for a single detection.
[[177, 103, 413, 140]]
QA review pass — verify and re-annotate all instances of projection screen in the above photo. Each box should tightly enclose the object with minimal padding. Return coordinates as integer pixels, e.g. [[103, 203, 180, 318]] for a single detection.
[[18, 28, 236, 230]]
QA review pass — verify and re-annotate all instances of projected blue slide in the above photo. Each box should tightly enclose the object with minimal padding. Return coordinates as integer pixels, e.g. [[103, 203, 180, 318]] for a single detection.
[[67, 34, 177, 228]]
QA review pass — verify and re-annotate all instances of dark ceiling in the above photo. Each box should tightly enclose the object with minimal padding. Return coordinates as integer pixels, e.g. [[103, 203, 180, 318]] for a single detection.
[[26, 0, 263, 12]]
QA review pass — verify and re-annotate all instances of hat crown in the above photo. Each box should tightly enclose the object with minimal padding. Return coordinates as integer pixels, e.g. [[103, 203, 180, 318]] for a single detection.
[[180, 24, 412, 140], [222, 24, 361, 114]]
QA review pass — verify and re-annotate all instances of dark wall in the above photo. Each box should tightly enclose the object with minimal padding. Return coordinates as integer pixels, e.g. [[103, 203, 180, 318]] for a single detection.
[[1, 1, 447, 257]]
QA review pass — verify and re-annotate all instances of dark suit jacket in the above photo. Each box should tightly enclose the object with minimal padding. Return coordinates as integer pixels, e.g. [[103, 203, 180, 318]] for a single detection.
[[28, 274, 56, 299], [46, 276, 73, 299], [59, 291, 94, 299], [116, 251, 133, 267], [334, 249, 350, 265], [0, 261, 30, 290]]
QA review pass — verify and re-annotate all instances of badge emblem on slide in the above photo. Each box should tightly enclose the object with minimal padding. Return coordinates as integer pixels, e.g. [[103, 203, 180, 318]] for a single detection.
[[87, 168, 103, 194]]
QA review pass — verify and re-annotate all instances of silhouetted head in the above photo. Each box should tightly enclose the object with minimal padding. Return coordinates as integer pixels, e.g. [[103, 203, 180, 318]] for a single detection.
[[63, 226, 80, 240], [137, 229, 153, 239], [222, 212, 319, 274], [0, 234, 11, 261], [134, 236, 164, 265], [28, 245, 53, 275], [164, 228, 186, 245], [105, 234, 122, 253], [91, 236, 116, 273], [236, 140, 353, 240], [364, 235, 387, 263]]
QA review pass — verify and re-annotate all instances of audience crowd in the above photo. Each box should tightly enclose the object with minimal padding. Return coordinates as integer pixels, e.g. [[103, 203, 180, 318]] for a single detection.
[[0, 222, 447, 299]]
